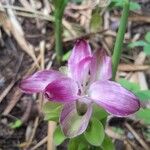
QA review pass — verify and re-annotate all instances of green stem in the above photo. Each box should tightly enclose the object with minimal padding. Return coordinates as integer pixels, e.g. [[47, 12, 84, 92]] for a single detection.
[[55, 18, 62, 63], [112, 0, 130, 80], [54, 0, 69, 64]]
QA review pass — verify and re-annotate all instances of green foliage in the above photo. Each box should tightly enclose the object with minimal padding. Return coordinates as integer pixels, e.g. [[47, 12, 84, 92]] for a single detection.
[[134, 90, 150, 101], [129, 1, 141, 11], [101, 136, 115, 150], [54, 126, 66, 146], [136, 108, 150, 124], [90, 8, 102, 32], [92, 104, 108, 121], [70, 0, 82, 3], [112, 0, 130, 79], [118, 78, 150, 102], [52, 0, 69, 63], [144, 44, 150, 55], [84, 118, 105, 146], [52, 0, 69, 18], [145, 32, 150, 43], [109, 0, 141, 11], [9, 119, 23, 129], [118, 78, 140, 91], [118, 78, 150, 125], [62, 51, 71, 61], [43, 102, 62, 121], [68, 136, 89, 150], [128, 41, 147, 48], [128, 32, 150, 55]]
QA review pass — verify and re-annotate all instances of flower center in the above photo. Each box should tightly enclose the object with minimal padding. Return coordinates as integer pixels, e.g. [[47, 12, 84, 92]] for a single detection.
[[76, 100, 88, 116]]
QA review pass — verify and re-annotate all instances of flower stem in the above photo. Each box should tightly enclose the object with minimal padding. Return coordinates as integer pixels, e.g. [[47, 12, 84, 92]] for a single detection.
[[54, 0, 69, 64], [112, 0, 130, 80], [55, 18, 62, 64]]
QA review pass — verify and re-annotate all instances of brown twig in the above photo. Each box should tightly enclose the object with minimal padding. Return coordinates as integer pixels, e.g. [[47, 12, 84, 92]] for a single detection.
[[125, 123, 149, 150], [30, 136, 48, 150], [112, 15, 150, 23], [118, 64, 150, 72], [0, 80, 16, 103], [25, 117, 39, 148], [47, 121, 56, 150], [2, 88, 22, 115], [105, 127, 126, 140], [21, 99, 33, 123]]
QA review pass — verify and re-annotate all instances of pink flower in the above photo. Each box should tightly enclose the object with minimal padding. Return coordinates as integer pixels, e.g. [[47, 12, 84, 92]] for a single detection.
[[20, 39, 140, 138]]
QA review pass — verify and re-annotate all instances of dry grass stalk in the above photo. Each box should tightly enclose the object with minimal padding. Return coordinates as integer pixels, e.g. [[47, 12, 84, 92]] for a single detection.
[[0, 5, 39, 66], [30, 136, 48, 150], [125, 123, 149, 150], [47, 121, 57, 150], [118, 64, 150, 72], [0, 80, 16, 103]]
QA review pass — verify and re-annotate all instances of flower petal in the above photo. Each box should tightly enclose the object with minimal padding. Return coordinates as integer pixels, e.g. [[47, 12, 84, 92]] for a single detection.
[[68, 39, 92, 65], [90, 49, 112, 82], [73, 56, 93, 85], [44, 77, 79, 102], [20, 70, 64, 93], [89, 80, 140, 116], [60, 102, 92, 138], [68, 39, 92, 79]]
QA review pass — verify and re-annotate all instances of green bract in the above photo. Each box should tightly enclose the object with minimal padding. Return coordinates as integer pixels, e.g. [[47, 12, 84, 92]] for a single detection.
[[54, 126, 66, 146], [128, 32, 150, 56], [84, 118, 105, 146], [43, 102, 62, 121], [136, 109, 150, 124]]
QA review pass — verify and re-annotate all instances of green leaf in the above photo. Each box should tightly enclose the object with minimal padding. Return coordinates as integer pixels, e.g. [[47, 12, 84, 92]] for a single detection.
[[101, 136, 115, 150], [144, 44, 150, 55], [135, 90, 150, 101], [92, 104, 108, 121], [68, 136, 89, 150], [109, 0, 140, 11], [70, 0, 82, 3], [9, 119, 23, 129], [118, 78, 140, 92], [62, 51, 71, 61], [129, 2, 141, 11], [52, 0, 59, 9], [109, 0, 123, 8], [128, 41, 147, 48], [68, 138, 78, 150], [78, 142, 89, 150], [90, 9, 102, 32], [136, 108, 150, 124], [84, 118, 105, 146], [54, 126, 66, 146], [43, 102, 62, 121], [145, 32, 150, 43]]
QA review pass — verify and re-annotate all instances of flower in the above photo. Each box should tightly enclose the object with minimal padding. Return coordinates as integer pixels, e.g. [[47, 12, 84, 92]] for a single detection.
[[20, 39, 140, 138]]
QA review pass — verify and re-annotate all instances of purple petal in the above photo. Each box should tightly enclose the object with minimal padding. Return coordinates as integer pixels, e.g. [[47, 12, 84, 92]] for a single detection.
[[44, 77, 79, 102], [60, 102, 92, 138], [72, 56, 93, 85], [68, 40, 92, 79], [88, 80, 140, 116], [20, 70, 64, 93], [90, 49, 112, 82], [68, 39, 92, 65]]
